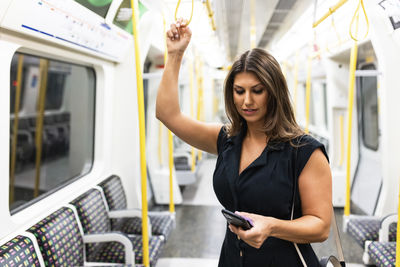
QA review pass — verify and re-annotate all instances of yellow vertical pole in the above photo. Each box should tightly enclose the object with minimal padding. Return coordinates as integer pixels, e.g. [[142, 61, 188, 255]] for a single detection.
[[130, 1, 149, 266], [339, 115, 344, 166], [163, 16, 175, 214], [305, 55, 312, 133], [293, 51, 299, 117], [396, 180, 400, 267], [34, 59, 49, 197], [9, 55, 24, 203], [344, 15, 359, 217], [189, 58, 196, 172], [250, 0, 256, 49]]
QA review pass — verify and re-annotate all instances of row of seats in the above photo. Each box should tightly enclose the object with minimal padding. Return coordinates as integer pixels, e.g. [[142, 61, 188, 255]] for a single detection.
[[346, 214, 397, 266], [10, 112, 70, 172], [0, 175, 174, 266]]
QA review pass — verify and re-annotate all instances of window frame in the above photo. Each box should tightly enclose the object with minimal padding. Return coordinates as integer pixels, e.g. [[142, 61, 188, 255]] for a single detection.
[[9, 51, 97, 214]]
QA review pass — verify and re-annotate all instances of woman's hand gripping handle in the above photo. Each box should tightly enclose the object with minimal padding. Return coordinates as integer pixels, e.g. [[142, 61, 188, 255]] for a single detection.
[[166, 18, 192, 56]]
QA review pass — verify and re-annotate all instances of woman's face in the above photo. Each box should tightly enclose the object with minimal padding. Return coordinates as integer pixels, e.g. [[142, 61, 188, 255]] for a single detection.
[[233, 72, 268, 127]]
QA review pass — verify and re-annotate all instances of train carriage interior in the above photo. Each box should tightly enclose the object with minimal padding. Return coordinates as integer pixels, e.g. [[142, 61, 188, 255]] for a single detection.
[[1, 0, 400, 266]]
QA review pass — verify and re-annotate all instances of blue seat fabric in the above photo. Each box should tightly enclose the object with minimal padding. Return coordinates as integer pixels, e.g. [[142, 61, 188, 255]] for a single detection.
[[368, 241, 396, 267]]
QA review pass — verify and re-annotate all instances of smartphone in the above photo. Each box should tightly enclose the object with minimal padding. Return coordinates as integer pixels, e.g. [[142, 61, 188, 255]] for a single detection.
[[221, 209, 253, 230]]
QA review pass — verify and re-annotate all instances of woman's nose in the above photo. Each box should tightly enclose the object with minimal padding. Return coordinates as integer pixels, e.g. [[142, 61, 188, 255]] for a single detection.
[[244, 91, 253, 105]]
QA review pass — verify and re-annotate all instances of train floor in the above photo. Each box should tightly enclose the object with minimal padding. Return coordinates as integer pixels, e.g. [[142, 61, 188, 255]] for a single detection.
[[155, 157, 366, 267]]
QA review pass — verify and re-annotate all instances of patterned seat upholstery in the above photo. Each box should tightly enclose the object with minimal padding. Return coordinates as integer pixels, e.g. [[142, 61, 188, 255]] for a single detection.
[[99, 175, 174, 240], [71, 188, 164, 267], [27, 207, 84, 266], [368, 241, 396, 267], [347, 217, 397, 247], [0, 235, 41, 267]]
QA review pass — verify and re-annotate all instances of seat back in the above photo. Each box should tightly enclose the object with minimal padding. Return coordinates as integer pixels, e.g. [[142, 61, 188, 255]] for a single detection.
[[98, 175, 128, 210], [71, 188, 112, 259], [26, 207, 84, 266], [0, 234, 42, 266]]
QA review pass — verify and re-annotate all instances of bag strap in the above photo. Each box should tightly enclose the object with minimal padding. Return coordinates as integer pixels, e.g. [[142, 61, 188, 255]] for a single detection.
[[291, 141, 345, 267]]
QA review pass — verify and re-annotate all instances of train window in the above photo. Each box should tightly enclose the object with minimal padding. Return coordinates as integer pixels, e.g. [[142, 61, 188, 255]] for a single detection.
[[359, 64, 379, 150], [9, 52, 96, 213]]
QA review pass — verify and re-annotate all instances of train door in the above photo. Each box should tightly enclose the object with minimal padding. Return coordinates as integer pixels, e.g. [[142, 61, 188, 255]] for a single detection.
[[351, 62, 381, 215]]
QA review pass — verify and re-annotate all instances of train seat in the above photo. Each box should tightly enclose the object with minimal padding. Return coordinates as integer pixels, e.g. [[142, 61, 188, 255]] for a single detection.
[[70, 188, 164, 267], [0, 233, 44, 266], [367, 241, 396, 267], [98, 175, 174, 241], [27, 206, 140, 266], [346, 215, 397, 247]]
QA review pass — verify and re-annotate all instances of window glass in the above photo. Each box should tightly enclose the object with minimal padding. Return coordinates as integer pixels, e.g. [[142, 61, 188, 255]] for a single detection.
[[359, 64, 379, 150], [9, 53, 96, 212], [112, 0, 148, 34]]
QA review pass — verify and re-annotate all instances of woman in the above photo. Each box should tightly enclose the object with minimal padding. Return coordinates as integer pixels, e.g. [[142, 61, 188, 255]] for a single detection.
[[156, 19, 332, 267]]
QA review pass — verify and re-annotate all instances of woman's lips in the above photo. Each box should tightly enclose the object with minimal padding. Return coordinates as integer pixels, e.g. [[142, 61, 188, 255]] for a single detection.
[[242, 109, 257, 115]]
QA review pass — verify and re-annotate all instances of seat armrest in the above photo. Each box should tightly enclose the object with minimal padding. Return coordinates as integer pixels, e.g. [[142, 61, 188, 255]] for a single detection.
[[83, 232, 134, 266], [108, 209, 142, 219], [379, 214, 397, 242], [107, 210, 152, 237]]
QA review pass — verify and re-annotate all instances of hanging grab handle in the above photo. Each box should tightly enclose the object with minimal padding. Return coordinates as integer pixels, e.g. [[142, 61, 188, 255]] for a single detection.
[[175, 0, 194, 25], [349, 0, 369, 41]]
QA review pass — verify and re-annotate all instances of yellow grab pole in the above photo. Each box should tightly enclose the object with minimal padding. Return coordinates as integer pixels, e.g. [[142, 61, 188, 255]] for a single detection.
[[313, 0, 348, 28], [305, 55, 312, 133], [34, 59, 49, 197], [293, 51, 299, 117], [189, 59, 196, 172], [130, 1, 149, 266], [9, 54, 24, 203], [204, 0, 216, 31], [163, 16, 175, 214], [396, 180, 400, 267], [250, 0, 256, 48], [339, 115, 345, 166], [344, 14, 359, 217]]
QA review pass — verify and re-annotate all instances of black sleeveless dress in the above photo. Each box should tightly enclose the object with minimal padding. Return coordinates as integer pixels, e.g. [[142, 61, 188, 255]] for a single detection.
[[213, 126, 329, 267]]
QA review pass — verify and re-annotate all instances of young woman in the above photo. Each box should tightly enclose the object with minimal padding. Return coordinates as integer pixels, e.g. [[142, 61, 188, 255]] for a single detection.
[[156, 19, 332, 267]]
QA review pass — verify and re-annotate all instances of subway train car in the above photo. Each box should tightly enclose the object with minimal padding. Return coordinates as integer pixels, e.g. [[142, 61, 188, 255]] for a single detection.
[[0, 0, 400, 266]]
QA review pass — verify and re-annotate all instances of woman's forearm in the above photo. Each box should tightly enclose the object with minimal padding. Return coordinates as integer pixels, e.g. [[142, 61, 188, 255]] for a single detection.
[[156, 52, 184, 125], [269, 215, 330, 243]]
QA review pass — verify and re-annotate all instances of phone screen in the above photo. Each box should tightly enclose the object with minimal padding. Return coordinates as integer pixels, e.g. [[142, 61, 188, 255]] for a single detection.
[[221, 209, 253, 230]]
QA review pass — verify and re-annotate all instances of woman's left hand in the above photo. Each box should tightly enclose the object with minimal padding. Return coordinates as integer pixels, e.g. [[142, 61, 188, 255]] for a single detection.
[[229, 211, 277, 249]]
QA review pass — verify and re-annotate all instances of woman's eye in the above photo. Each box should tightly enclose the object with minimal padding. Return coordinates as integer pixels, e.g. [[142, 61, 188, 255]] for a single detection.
[[234, 89, 244, 95], [253, 88, 264, 94]]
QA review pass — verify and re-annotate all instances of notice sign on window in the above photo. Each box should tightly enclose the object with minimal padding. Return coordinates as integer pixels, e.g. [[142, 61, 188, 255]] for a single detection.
[[379, 0, 400, 30]]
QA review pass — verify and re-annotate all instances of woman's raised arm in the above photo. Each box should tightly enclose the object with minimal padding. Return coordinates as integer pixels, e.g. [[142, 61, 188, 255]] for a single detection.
[[156, 19, 222, 154]]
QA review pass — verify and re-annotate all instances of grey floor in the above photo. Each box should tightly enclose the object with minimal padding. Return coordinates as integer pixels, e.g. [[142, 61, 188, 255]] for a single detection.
[[157, 158, 367, 266]]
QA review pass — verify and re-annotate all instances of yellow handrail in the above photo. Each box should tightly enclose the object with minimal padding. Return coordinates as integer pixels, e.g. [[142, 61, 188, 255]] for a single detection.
[[9, 54, 24, 203], [396, 179, 400, 267], [250, 0, 256, 48], [189, 58, 196, 172], [163, 16, 175, 214], [34, 59, 49, 198], [304, 55, 312, 133], [175, 0, 194, 25], [204, 0, 216, 31], [339, 115, 344, 166], [130, 0, 149, 266], [312, 0, 348, 28], [344, 14, 359, 217], [293, 51, 299, 117]]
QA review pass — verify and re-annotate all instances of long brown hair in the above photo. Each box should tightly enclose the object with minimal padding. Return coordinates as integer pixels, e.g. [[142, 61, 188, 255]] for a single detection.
[[224, 48, 303, 142]]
